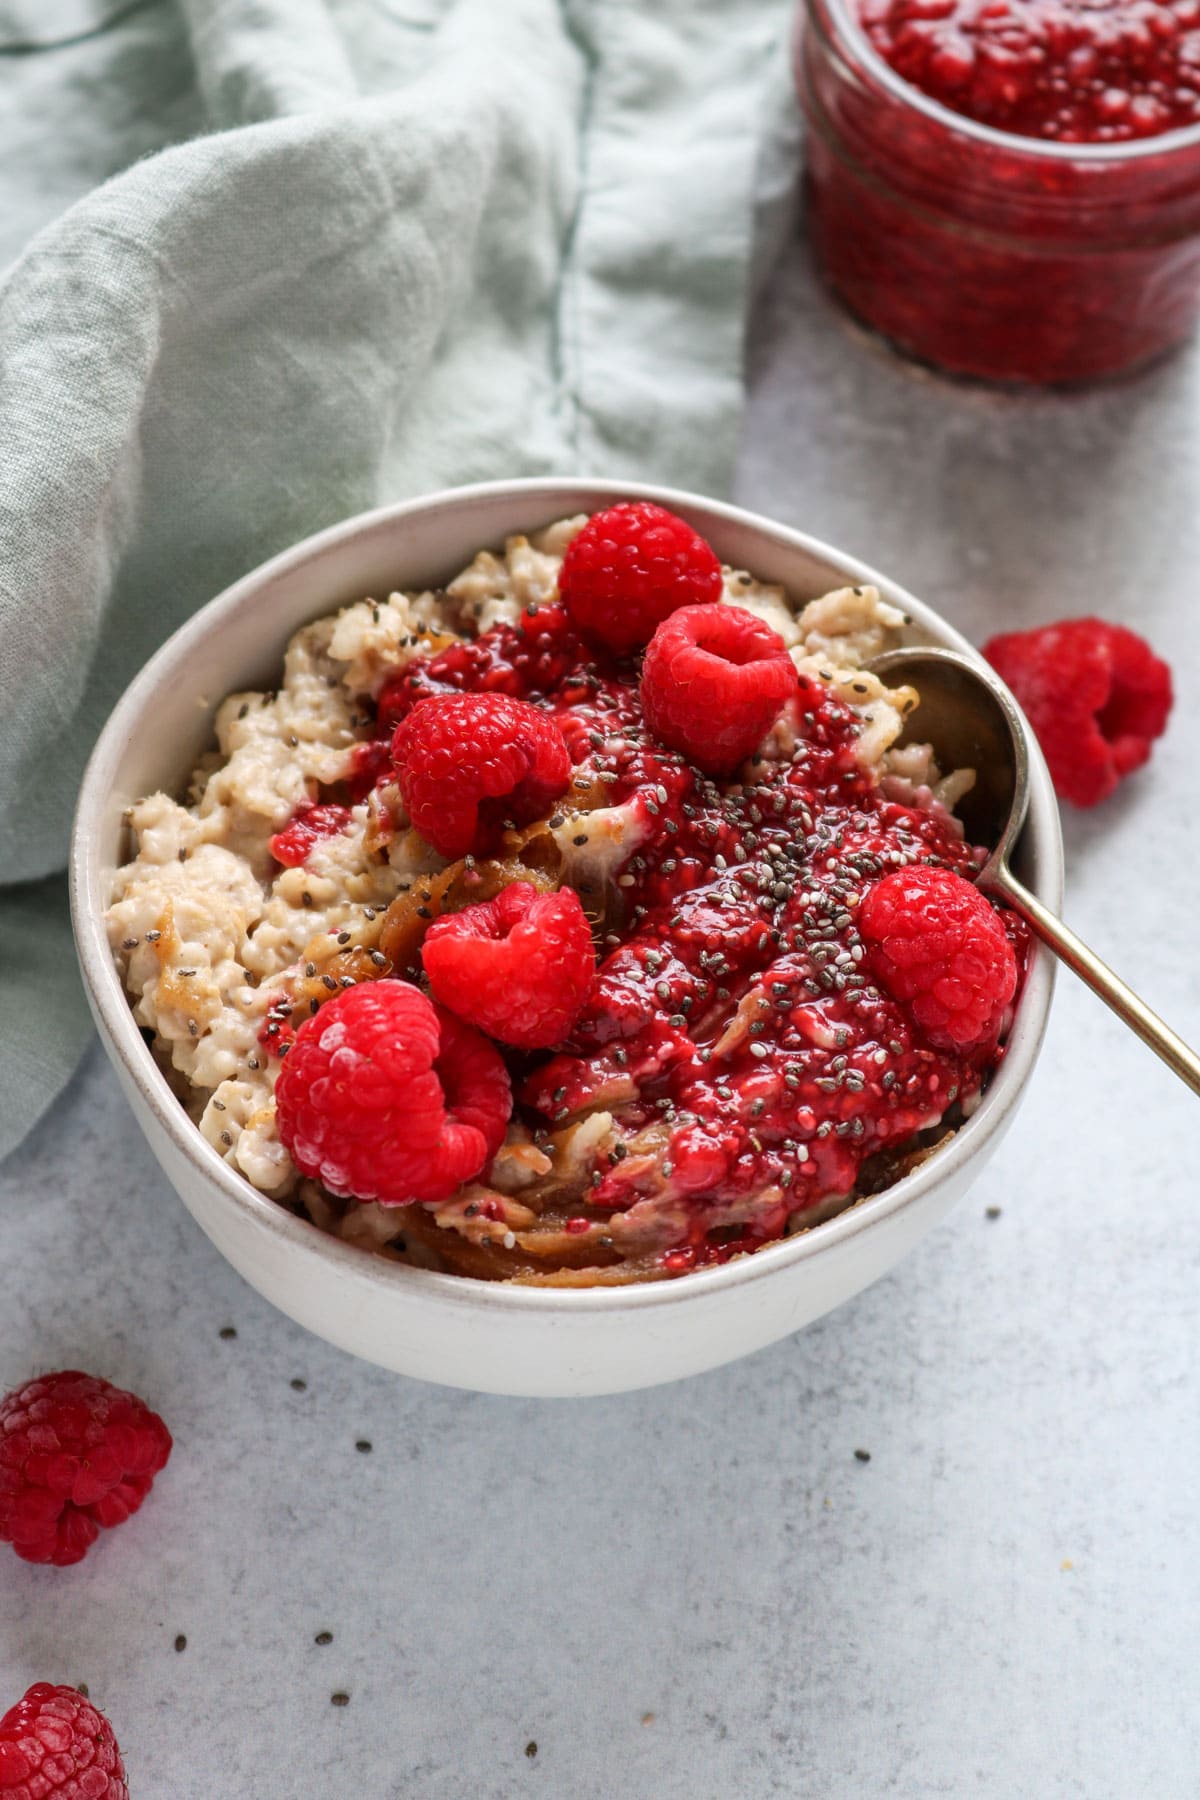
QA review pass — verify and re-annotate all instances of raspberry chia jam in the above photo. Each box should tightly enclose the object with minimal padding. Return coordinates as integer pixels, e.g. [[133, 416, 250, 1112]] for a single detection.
[[796, 0, 1200, 382]]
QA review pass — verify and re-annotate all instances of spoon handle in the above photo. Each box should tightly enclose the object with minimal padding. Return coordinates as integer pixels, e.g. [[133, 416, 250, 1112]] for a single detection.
[[989, 865, 1200, 1097]]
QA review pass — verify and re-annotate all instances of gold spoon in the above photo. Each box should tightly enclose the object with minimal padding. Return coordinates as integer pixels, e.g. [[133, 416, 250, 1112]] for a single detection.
[[870, 644, 1200, 1096]]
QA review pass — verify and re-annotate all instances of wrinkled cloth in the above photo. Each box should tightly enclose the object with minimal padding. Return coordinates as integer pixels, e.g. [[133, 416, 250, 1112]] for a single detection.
[[0, 0, 796, 1157]]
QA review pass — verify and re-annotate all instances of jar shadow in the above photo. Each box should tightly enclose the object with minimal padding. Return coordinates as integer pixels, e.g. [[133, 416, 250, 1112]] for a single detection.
[[739, 237, 1200, 655]]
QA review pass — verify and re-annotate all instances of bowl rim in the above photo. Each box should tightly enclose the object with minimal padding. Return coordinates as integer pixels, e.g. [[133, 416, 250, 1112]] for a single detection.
[[70, 477, 1062, 1317]]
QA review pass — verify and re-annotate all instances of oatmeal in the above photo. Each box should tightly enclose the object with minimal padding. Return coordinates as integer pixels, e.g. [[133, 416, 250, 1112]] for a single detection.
[[108, 505, 1026, 1284]]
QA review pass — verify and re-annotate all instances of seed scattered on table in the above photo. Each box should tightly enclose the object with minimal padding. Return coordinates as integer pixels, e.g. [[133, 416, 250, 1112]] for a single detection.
[[174, 1635, 187, 1653], [985, 1205, 1002, 1219], [331, 1692, 350, 1707], [355, 1439, 372, 1454], [291, 1378, 307, 1392], [76, 1683, 89, 1698], [315, 1631, 333, 1646], [854, 1448, 871, 1463], [218, 1325, 237, 1340], [525, 1741, 538, 1759]]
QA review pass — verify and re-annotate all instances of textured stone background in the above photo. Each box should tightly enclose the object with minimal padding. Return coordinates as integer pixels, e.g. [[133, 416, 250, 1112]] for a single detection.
[[2, 239, 1198, 1798]]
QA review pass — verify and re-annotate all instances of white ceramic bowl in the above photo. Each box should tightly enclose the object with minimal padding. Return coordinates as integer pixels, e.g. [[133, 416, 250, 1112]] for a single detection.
[[71, 480, 1062, 1396]]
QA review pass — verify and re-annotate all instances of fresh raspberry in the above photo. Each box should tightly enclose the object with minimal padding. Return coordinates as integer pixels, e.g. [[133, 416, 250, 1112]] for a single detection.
[[391, 694, 571, 860], [557, 503, 723, 653], [423, 882, 596, 1049], [269, 801, 352, 868], [0, 1372, 172, 1568], [640, 603, 798, 776], [274, 980, 511, 1204], [859, 865, 1017, 1053], [984, 618, 1173, 808], [0, 1684, 127, 1798]]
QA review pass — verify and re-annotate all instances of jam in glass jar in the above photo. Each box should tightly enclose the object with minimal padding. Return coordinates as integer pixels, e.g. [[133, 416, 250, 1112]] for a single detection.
[[796, 0, 1200, 383]]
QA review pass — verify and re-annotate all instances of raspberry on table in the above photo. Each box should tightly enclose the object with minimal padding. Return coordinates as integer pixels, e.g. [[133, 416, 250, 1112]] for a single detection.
[[423, 881, 596, 1049], [859, 865, 1018, 1053], [391, 693, 571, 860], [640, 603, 798, 776], [557, 502, 723, 653], [0, 1372, 172, 1569], [274, 980, 511, 1205], [984, 618, 1172, 808], [0, 1684, 127, 1798]]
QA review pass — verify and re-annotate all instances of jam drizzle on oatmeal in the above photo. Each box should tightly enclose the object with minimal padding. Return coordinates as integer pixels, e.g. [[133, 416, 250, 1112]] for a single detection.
[[371, 600, 1028, 1272], [269, 802, 352, 868]]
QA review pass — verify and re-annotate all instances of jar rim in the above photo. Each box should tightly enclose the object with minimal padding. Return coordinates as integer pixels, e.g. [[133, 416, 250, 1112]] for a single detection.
[[811, 0, 1200, 166]]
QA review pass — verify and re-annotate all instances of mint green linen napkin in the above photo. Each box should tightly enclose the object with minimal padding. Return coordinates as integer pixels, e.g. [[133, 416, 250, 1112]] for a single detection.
[[0, 0, 795, 1157]]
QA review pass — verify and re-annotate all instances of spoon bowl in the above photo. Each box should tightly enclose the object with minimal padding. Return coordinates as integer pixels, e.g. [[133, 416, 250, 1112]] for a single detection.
[[871, 645, 1029, 880], [870, 644, 1200, 1097]]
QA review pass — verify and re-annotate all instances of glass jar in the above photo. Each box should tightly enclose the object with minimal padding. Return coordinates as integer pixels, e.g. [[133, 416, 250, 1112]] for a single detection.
[[796, 0, 1200, 385]]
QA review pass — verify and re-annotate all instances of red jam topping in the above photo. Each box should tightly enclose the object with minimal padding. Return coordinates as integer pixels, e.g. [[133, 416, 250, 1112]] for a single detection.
[[380, 603, 1027, 1268], [346, 738, 391, 802], [863, 0, 1200, 142], [269, 801, 352, 868], [259, 995, 297, 1058]]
